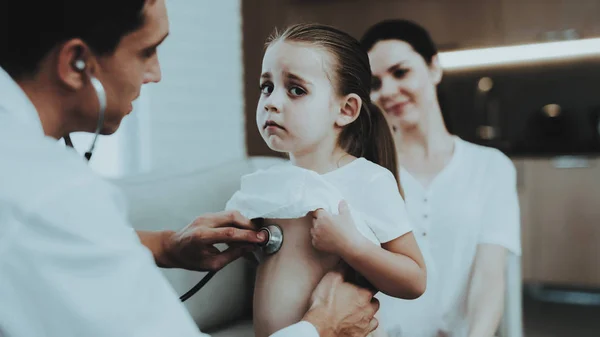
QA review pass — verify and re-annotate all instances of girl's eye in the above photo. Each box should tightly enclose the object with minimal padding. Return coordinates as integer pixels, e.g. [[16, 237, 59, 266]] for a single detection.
[[289, 86, 306, 96], [260, 83, 273, 95]]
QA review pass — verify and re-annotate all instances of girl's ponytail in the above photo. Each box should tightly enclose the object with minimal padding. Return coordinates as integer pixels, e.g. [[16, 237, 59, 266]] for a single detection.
[[339, 101, 404, 199]]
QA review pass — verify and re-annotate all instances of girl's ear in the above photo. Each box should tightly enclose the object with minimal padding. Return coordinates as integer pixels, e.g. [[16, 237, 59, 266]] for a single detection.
[[335, 94, 362, 127]]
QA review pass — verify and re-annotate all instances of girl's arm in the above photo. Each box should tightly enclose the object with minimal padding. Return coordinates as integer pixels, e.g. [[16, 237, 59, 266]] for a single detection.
[[311, 201, 426, 299], [340, 231, 426, 299]]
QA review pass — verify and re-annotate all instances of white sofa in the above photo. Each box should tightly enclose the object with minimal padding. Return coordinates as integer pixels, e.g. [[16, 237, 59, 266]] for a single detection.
[[111, 156, 523, 337]]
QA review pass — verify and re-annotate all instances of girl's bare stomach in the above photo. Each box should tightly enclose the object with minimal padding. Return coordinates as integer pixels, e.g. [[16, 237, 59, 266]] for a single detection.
[[253, 215, 340, 337]]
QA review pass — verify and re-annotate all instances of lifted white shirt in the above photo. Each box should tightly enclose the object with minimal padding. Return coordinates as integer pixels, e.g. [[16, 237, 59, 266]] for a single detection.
[[226, 157, 412, 245], [0, 66, 318, 337]]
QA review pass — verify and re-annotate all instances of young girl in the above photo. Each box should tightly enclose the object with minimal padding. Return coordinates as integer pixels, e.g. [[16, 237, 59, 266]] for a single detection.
[[226, 23, 427, 337]]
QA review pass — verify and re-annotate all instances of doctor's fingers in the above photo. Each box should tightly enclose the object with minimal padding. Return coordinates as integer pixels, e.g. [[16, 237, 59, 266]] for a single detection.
[[198, 210, 255, 230], [319, 267, 346, 286], [369, 297, 380, 314], [192, 227, 267, 245], [368, 316, 379, 334]]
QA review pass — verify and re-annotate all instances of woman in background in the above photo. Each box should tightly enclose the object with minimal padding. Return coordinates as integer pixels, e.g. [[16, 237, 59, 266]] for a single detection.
[[360, 20, 521, 337]]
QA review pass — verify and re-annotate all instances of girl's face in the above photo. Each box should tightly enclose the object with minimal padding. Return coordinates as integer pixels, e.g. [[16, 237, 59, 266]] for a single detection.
[[256, 40, 342, 155], [368, 40, 442, 130]]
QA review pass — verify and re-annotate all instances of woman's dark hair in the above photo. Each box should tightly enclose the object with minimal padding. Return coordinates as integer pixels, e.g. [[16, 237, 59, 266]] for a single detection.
[[266, 23, 404, 197], [360, 19, 438, 65], [360, 19, 452, 133], [0, 0, 154, 79]]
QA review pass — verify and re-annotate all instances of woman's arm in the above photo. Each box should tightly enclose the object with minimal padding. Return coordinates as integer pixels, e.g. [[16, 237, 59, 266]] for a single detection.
[[465, 244, 507, 337], [340, 232, 426, 299]]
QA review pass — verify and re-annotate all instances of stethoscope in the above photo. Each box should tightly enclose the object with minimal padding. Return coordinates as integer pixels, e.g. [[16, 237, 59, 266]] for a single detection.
[[179, 224, 283, 302], [62, 59, 285, 302], [63, 59, 105, 161]]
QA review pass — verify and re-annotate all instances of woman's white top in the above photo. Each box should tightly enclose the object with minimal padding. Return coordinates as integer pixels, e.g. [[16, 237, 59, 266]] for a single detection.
[[376, 136, 521, 337], [226, 157, 412, 246]]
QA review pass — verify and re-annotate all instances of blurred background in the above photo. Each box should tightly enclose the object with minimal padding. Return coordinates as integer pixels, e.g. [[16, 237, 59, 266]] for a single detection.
[[82, 1, 600, 336]]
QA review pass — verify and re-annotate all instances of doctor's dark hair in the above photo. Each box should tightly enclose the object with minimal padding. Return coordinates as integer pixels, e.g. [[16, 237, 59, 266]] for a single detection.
[[0, 0, 154, 79], [267, 23, 404, 197]]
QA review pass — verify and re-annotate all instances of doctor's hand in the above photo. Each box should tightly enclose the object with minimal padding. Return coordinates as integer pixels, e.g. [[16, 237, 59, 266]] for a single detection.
[[302, 263, 380, 337], [311, 200, 365, 257], [139, 210, 267, 272]]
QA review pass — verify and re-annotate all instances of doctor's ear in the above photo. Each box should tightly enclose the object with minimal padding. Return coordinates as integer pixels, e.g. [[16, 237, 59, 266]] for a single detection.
[[57, 39, 95, 90], [335, 94, 362, 127]]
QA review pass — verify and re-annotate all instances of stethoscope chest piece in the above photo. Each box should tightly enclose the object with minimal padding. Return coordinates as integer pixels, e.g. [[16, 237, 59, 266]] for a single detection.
[[180, 223, 284, 302], [259, 224, 283, 255]]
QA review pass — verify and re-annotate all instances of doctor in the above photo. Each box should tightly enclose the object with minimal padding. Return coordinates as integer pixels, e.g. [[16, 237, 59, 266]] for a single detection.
[[0, 1, 379, 337]]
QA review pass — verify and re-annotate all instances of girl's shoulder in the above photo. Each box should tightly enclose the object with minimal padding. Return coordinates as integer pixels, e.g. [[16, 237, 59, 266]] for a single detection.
[[329, 157, 395, 182]]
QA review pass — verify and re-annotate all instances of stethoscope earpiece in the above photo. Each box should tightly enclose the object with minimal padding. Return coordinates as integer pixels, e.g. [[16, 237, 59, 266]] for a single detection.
[[74, 59, 86, 72]]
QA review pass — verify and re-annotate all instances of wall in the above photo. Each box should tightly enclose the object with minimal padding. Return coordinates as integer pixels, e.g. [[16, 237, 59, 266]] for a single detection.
[[85, 0, 245, 178], [145, 0, 245, 174]]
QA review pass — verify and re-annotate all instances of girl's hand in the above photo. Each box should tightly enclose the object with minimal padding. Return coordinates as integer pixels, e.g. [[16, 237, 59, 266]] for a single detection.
[[310, 200, 366, 256]]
